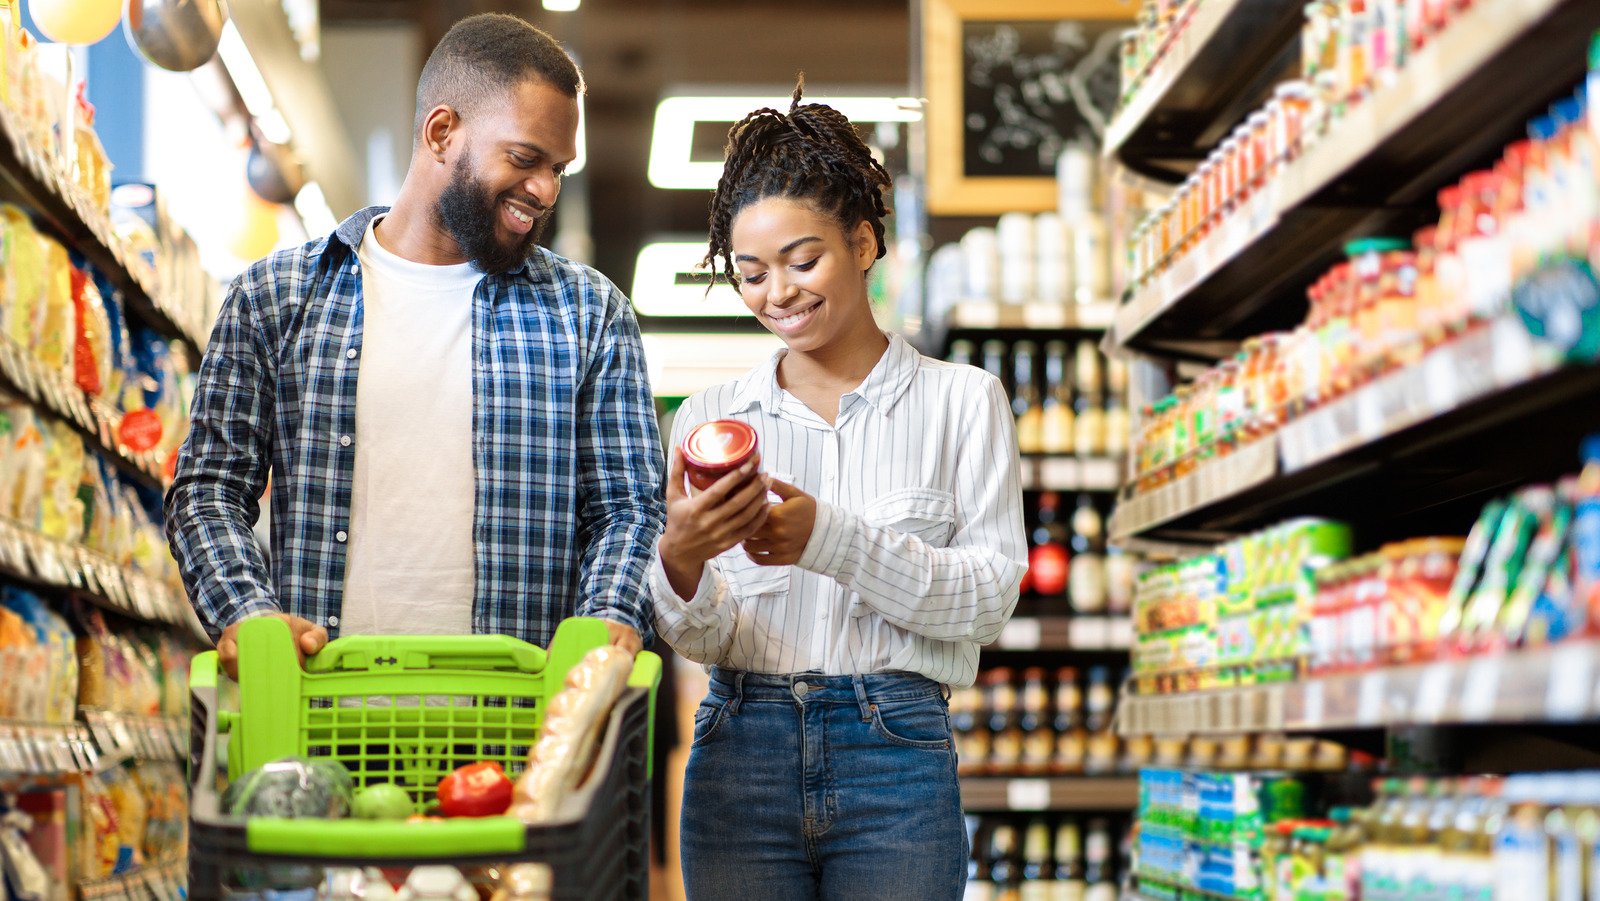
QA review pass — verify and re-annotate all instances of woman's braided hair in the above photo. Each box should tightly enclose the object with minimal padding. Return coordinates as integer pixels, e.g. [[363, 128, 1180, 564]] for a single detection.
[[704, 77, 893, 290]]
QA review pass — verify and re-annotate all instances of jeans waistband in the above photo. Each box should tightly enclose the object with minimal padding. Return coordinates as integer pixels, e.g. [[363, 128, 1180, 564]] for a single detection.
[[707, 667, 944, 719]]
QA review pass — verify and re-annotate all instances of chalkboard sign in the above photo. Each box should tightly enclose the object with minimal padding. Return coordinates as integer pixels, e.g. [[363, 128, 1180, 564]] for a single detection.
[[962, 19, 1123, 178], [925, 0, 1133, 215]]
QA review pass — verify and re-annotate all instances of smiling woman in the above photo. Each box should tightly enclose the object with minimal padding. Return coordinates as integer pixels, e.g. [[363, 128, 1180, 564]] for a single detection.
[[650, 81, 1028, 901]]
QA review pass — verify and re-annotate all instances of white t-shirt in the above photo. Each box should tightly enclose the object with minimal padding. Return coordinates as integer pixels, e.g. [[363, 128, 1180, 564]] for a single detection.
[[338, 217, 482, 637]]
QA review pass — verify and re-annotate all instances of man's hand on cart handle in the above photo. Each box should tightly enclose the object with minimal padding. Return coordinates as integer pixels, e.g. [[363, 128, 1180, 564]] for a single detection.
[[605, 620, 642, 656], [218, 612, 329, 680]]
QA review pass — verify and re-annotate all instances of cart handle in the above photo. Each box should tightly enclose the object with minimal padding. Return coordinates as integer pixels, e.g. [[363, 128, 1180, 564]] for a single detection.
[[303, 634, 547, 674], [246, 817, 527, 857]]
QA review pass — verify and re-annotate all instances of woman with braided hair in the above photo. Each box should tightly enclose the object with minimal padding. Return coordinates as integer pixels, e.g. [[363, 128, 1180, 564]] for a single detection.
[[649, 82, 1026, 900]]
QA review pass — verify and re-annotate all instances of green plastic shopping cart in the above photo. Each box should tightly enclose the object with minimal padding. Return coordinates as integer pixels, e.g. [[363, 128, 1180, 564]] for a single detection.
[[186, 616, 661, 901]]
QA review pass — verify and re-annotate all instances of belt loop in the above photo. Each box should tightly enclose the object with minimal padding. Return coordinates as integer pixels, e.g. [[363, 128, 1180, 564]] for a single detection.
[[853, 675, 872, 722], [728, 671, 745, 716]]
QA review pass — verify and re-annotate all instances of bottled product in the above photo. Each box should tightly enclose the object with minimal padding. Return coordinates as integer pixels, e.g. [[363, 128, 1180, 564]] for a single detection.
[[1041, 342, 1076, 455], [1030, 493, 1070, 599], [1082, 819, 1116, 901], [1019, 668, 1053, 775], [1068, 494, 1107, 613], [1019, 818, 1052, 901], [1013, 341, 1044, 454]]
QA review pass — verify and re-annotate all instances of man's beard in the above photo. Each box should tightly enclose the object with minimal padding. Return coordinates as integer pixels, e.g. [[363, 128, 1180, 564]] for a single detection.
[[434, 153, 552, 275]]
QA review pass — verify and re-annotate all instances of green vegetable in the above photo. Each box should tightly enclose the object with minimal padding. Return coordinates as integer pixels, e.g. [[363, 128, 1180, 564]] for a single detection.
[[223, 755, 355, 819], [352, 783, 416, 820]]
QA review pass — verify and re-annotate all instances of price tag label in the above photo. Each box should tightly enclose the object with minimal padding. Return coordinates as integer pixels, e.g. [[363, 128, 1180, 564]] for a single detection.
[[997, 618, 1042, 650], [1414, 662, 1453, 722], [1039, 457, 1079, 490], [1545, 644, 1594, 721], [1070, 617, 1111, 649], [1006, 778, 1051, 811], [1081, 458, 1120, 489], [1300, 680, 1326, 727], [956, 303, 1000, 328], [1358, 672, 1387, 725], [1460, 656, 1503, 721]]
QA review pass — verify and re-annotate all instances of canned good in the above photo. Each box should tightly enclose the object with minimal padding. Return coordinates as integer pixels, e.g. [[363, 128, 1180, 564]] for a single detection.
[[681, 419, 759, 491]]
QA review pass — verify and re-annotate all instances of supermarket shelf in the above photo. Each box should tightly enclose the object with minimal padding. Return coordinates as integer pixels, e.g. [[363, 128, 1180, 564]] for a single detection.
[[0, 107, 204, 352], [959, 776, 1140, 812], [1105, 0, 1306, 180], [1109, 318, 1600, 543], [0, 515, 189, 627], [0, 714, 184, 778], [1108, 437, 1277, 542], [1120, 639, 1600, 736], [1021, 456, 1124, 492], [946, 301, 1117, 332], [1109, 0, 1600, 356], [0, 336, 168, 488], [989, 616, 1135, 652]]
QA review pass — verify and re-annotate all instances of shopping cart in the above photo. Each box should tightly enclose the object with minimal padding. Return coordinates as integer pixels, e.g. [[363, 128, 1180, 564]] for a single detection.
[[186, 616, 661, 901]]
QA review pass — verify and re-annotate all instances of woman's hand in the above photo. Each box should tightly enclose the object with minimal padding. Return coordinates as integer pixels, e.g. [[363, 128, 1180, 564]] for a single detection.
[[742, 479, 816, 567], [659, 448, 772, 599]]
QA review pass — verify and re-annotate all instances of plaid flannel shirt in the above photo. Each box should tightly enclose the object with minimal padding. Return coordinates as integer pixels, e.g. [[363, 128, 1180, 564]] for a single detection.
[[165, 206, 666, 648]]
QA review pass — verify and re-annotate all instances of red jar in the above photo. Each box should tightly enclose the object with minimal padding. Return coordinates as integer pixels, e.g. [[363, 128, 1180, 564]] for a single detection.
[[682, 419, 759, 491]]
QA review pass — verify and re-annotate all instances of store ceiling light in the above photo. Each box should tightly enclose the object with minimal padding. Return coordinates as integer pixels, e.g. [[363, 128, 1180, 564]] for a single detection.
[[217, 21, 293, 143], [631, 241, 747, 318], [543, 0, 580, 9], [295, 181, 339, 236], [647, 95, 923, 190]]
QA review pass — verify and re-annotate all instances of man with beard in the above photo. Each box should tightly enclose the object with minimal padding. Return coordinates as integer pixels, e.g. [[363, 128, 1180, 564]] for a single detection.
[[166, 14, 665, 679]]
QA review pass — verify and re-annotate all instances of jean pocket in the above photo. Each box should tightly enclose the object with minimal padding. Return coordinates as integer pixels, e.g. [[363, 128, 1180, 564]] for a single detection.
[[870, 698, 952, 750], [691, 699, 730, 747]]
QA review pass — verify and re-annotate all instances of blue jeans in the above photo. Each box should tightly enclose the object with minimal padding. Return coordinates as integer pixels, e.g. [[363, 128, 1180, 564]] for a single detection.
[[680, 668, 968, 901]]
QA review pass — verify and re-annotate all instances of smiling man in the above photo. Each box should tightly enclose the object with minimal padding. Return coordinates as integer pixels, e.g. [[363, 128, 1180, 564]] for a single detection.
[[166, 14, 665, 678]]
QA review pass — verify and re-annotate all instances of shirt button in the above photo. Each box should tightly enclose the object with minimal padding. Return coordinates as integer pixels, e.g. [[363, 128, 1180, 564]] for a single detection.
[[327, 615, 340, 627], [336, 530, 348, 542], [346, 348, 358, 360], [339, 435, 351, 447], [793, 681, 809, 697]]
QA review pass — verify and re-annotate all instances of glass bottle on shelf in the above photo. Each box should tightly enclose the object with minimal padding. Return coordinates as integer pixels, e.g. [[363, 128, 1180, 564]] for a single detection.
[[1082, 819, 1117, 901], [1041, 341, 1077, 455], [987, 669, 1023, 776], [1073, 342, 1105, 457], [1019, 667, 1053, 776], [1105, 549, 1136, 616], [1029, 493, 1071, 600], [1103, 390, 1130, 459], [1054, 818, 1086, 901], [1020, 817, 1054, 901], [1083, 667, 1117, 776], [950, 339, 977, 369], [982, 340, 1010, 397], [1051, 667, 1087, 776], [1068, 494, 1107, 614], [967, 818, 996, 901], [1013, 341, 1044, 454], [991, 823, 1021, 901]]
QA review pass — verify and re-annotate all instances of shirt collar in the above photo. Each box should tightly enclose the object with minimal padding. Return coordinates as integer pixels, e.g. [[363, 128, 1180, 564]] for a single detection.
[[728, 332, 921, 419], [330, 205, 540, 277]]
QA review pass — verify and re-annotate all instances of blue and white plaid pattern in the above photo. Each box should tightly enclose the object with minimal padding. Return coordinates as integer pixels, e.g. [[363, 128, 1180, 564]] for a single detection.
[[166, 207, 665, 648]]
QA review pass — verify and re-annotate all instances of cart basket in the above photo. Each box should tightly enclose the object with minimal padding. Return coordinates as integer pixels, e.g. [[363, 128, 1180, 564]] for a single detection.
[[187, 616, 661, 901]]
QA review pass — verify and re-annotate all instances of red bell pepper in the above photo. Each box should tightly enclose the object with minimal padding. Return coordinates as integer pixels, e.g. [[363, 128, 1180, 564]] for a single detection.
[[435, 762, 514, 818]]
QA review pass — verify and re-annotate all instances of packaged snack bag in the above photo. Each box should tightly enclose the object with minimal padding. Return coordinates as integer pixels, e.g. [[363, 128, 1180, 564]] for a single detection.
[[35, 237, 73, 378], [68, 260, 112, 397], [2, 206, 46, 351]]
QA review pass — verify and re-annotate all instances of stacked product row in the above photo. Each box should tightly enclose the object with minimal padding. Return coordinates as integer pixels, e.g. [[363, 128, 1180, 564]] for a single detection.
[[1130, 48, 1600, 493], [1131, 435, 1600, 693], [1133, 769, 1600, 901], [926, 146, 1113, 317]]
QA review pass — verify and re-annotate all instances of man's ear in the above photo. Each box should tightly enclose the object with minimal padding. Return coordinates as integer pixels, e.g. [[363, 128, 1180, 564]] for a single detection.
[[421, 105, 459, 162]]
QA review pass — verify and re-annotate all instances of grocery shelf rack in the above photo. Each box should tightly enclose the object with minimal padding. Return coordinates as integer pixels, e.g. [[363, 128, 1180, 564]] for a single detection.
[[1109, 0, 1600, 357], [958, 776, 1140, 813], [1105, 0, 1306, 180]]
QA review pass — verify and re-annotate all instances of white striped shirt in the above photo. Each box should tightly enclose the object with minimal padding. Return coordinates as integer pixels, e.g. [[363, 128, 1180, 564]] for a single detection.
[[649, 332, 1026, 688]]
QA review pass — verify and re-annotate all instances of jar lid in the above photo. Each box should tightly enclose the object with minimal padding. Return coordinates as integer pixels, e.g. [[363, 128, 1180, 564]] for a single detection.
[[683, 419, 758, 470]]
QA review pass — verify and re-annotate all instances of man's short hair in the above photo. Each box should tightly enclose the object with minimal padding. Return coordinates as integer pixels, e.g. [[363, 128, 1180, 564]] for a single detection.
[[414, 13, 584, 138]]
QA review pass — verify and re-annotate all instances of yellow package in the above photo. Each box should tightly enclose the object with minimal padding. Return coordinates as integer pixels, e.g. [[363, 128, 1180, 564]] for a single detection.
[[2, 205, 44, 350], [4, 401, 44, 526], [78, 773, 122, 881], [103, 767, 148, 867], [0, 606, 29, 719], [36, 237, 73, 375], [39, 420, 84, 541]]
